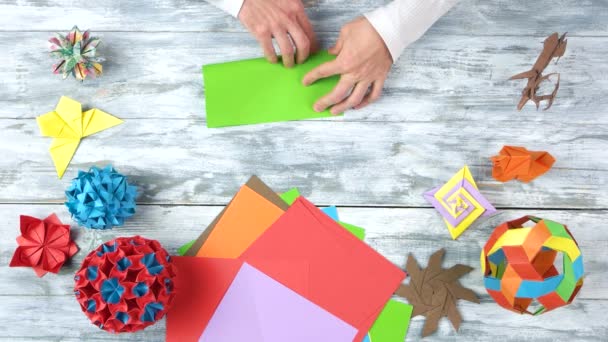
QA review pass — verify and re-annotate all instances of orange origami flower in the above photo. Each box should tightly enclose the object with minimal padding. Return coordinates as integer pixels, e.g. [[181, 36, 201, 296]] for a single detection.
[[491, 146, 555, 183], [9, 214, 78, 277]]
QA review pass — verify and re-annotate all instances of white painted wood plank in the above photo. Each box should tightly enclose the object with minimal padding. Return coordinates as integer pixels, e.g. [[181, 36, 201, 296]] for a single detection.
[[0, 205, 605, 341], [0, 118, 605, 207], [1, 1, 606, 340], [1, 32, 606, 125], [0, 0, 606, 36], [0, 295, 604, 341], [1, 206, 604, 298]]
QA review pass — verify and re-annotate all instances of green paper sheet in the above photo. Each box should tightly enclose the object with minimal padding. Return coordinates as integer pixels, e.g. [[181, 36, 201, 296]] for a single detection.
[[369, 300, 413, 342], [279, 188, 301, 205], [177, 240, 196, 256], [339, 222, 366, 240], [203, 51, 340, 127]]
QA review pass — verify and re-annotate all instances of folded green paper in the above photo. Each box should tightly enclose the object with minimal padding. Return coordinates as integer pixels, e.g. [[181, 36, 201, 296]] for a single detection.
[[203, 51, 340, 128]]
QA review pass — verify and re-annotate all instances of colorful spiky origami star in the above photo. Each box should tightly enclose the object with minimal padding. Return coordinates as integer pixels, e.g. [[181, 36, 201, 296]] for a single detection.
[[424, 166, 497, 239], [49, 26, 104, 81], [491, 146, 555, 183], [37, 96, 123, 178], [481, 216, 584, 315]]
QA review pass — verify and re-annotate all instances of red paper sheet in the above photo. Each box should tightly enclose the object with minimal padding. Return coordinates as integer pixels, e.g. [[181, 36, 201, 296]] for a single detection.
[[240, 197, 406, 341], [167, 256, 310, 342], [166, 257, 242, 342]]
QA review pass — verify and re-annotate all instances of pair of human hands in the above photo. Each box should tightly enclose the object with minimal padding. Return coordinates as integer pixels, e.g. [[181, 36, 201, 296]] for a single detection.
[[238, 0, 392, 114]]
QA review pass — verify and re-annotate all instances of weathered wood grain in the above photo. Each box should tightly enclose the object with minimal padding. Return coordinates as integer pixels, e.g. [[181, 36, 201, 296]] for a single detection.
[[0, 0, 607, 36], [1, 0, 607, 341], [1, 206, 605, 297], [0, 33, 606, 207], [0, 118, 606, 207], [0, 296, 605, 341], [1, 32, 607, 125], [0, 205, 605, 341]]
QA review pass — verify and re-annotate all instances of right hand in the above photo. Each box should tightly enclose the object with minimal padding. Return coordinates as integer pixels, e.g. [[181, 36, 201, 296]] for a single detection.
[[238, 0, 318, 67]]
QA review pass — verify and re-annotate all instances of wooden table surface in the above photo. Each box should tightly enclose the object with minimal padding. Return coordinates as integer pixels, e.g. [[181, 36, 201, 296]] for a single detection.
[[1, 0, 606, 341]]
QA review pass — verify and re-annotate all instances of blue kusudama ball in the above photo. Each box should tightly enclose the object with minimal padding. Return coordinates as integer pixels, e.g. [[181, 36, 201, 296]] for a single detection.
[[65, 165, 137, 229]]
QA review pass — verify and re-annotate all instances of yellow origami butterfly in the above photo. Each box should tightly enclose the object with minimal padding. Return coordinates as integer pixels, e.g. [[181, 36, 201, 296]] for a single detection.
[[37, 96, 123, 178]]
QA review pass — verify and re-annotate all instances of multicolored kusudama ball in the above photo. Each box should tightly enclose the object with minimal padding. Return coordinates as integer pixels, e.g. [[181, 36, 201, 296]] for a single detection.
[[74, 236, 177, 333], [65, 165, 137, 230], [481, 216, 583, 315]]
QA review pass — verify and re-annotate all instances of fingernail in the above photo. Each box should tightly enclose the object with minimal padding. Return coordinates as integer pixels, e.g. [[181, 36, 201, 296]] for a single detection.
[[313, 105, 322, 112], [330, 108, 338, 115]]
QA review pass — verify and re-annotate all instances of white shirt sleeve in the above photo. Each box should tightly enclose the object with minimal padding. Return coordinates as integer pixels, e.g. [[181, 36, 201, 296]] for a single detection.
[[206, 0, 245, 17], [365, 0, 459, 62]]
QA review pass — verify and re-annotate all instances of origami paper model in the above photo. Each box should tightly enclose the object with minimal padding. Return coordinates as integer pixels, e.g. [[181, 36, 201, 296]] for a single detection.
[[203, 51, 340, 127], [65, 165, 137, 230], [37, 96, 123, 178], [199, 263, 358, 342], [491, 146, 555, 183], [395, 249, 479, 337], [240, 197, 406, 341], [9, 214, 78, 277], [49, 26, 104, 81], [424, 166, 497, 239], [481, 216, 584, 315], [74, 236, 177, 333], [510, 32, 567, 110]]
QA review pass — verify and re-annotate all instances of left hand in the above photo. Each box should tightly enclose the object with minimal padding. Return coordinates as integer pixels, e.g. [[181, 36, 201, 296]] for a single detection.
[[302, 17, 393, 114]]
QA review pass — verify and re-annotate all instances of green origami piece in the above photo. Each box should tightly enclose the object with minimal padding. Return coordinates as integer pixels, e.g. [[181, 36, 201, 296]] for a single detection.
[[369, 300, 413, 342], [203, 51, 340, 127]]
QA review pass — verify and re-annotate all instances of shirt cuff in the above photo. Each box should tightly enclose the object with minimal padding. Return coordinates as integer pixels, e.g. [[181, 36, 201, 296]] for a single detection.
[[208, 0, 245, 18], [364, 10, 402, 63], [365, 0, 458, 63]]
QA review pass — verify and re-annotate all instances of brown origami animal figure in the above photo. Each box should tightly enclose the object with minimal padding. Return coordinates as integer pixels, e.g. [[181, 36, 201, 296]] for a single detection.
[[510, 32, 567, 110]]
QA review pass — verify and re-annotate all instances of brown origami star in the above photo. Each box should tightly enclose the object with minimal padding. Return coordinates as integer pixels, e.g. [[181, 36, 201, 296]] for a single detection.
[[395, 248, 479, 337]]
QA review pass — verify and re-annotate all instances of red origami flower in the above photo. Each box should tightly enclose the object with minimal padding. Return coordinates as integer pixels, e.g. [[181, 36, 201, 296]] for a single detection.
[[9, 214, 79, 277]]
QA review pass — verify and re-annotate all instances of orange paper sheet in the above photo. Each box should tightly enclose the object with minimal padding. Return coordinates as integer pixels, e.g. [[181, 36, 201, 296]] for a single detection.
[[196, 185, 285, 258]]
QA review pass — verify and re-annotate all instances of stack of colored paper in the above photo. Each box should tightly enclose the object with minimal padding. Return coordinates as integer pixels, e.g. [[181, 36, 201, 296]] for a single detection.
[[167, 176, 413, 342]]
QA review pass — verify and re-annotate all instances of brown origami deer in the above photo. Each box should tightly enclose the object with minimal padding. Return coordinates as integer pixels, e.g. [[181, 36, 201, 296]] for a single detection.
[[510, 33, 567, 110]]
